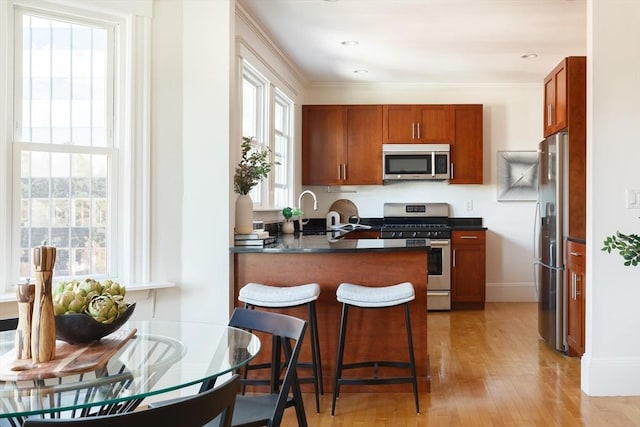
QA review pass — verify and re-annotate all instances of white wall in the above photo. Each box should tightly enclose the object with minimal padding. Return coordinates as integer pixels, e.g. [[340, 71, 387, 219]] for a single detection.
[[147, 0, 233, 323], [303, 84, 544, 302], [581, 0, 640, 396]]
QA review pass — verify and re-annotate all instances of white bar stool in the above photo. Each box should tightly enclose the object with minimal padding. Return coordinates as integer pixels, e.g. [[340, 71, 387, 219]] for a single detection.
[[331, 281, 419, 416], [238, 282, 323, 413]]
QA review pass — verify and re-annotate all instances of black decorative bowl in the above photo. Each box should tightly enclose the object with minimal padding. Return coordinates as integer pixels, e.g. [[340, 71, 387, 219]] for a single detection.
[[55, 303, 136, 344]]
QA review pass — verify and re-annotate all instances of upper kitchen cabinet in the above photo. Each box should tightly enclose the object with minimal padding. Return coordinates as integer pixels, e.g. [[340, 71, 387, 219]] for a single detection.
[[543, 56, 586, 240], [302, 105, 382, 186], [450, 105, 483, 184], [543, 56, 586, 138], [383, 105, 454, 144]]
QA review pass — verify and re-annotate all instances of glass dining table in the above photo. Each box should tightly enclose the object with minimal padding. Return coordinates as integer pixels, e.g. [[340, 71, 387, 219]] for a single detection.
[[0, 320, 261, 425]]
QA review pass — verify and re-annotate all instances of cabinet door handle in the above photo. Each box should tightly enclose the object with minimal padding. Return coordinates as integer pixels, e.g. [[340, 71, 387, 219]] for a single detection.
[[460, 235, 478, 239], [417, 122, 421, 139], [342, 164, 347, 181], [569, 251, 582, 257], [450, 162, 454, 180], [452, 249, 456, 267], [571, 272, 576, 300], [412, 122, 416, 139], [337, 165, 342, 180], [547, 104, 553, 126], [575, 274, 581, 297]]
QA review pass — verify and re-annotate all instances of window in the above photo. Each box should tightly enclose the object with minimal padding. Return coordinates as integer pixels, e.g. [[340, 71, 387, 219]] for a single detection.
[[1, 1, 151, 292], [241, 61, 293, 209], [15, 11, 115, 280], [273, 91, 292, 207]]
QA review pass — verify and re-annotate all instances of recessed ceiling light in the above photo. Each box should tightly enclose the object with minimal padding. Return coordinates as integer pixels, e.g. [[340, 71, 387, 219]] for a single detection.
[[521, 53, 538, 59], [341, 40, 359, 46], [353, 69, 368, 74]]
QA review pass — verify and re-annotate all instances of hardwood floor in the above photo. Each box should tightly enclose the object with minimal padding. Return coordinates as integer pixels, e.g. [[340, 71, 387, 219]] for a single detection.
[[282, 302, 640, 426]]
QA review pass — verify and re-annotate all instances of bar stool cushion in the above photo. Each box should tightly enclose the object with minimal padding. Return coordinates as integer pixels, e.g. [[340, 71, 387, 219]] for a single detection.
[[239, 282, 320, 308], [336, 282, 415, 308]]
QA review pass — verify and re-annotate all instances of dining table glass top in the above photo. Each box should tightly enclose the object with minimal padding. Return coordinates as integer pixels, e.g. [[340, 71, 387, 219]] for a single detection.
[[0, 320, 261, 420]]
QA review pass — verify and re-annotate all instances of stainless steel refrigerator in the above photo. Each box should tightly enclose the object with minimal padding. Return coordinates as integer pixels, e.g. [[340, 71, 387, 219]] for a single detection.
[[534, 131, 568, 352]]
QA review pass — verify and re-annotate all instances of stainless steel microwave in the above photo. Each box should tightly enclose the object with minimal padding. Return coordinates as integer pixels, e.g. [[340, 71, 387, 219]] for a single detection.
[[382, 144, 450, 181]]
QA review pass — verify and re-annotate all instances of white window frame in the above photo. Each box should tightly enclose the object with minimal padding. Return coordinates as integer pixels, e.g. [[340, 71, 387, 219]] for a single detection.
[[0, 0, 151, 297], [241, 59, 293, 211], [241, 62, 269, 207], [272, 89, 293, 208]]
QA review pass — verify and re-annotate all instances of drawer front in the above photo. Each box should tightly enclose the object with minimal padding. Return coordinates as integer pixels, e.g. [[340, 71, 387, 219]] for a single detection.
[[452, 230, 486, 245], [427, 291, 451, 311]]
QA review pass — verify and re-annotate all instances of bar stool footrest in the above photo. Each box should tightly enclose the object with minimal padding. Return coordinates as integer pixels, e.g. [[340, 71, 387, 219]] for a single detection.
[[337, 376, 417, 386], [340, 360, 412, 371]]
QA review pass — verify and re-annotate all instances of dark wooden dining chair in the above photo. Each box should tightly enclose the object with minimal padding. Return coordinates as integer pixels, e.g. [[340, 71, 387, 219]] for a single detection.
[[225, 308, 308, 427], [151, 308, 308, 426], [21, 374, 240, 427]]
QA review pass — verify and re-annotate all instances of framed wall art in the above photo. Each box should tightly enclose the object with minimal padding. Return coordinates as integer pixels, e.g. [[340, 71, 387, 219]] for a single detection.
[[497, 151, 539, 201]]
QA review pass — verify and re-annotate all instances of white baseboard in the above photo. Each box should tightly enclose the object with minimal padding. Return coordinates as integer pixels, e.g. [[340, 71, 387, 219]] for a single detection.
[[581, 354, 640, 396], [485, 282, 537, 302]]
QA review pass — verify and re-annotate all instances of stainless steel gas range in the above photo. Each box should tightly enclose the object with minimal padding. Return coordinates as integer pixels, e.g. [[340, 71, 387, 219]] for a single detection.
[[381, 202, 452, 311]]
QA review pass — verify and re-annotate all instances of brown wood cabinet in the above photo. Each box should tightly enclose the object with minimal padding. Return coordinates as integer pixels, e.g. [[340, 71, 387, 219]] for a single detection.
[[383, 105, 454, 144], [451, 230, 486, 309], [341, 230, 380, 239], [544, 60, 567, 137], [566, 240, 585, 357], [302, 105, 382, 185], [450, 105, 483, 184], [543, 57, 585, 138], [543, 56, 586, 240]]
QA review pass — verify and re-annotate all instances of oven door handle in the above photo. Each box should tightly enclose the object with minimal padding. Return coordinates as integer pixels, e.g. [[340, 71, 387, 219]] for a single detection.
[[429, 240, 450, 246]]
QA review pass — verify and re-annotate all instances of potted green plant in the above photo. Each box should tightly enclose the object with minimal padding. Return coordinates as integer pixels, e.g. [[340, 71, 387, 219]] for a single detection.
[[234, 136, 277, 234], [281, 207, 303, 234], [602, 230, 640, 266]]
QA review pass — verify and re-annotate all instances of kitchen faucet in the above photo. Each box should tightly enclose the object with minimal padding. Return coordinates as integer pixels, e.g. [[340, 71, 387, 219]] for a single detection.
[[297, 190, 318, 232]]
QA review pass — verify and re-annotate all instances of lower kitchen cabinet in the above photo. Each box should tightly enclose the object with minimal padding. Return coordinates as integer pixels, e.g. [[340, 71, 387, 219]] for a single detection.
[[566, 240, 585, 357], [451, 230, 486, 309]]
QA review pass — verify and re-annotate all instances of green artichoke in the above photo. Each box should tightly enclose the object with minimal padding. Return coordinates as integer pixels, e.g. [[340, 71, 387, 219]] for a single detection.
[[53, 278, 128, 323], [86, 295, 119, 324]]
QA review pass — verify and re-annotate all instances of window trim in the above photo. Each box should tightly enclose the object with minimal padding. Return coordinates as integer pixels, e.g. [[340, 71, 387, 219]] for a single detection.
[[241, 58, 294, 212], [0, 0, 152, 295]]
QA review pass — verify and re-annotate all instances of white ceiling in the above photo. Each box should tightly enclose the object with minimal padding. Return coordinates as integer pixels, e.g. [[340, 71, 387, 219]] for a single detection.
[[238, 0, 587, 85]]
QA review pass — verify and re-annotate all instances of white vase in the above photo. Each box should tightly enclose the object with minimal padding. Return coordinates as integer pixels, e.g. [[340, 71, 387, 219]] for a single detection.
[[282, 221, 295, 234], [235, 194, 254, 234]]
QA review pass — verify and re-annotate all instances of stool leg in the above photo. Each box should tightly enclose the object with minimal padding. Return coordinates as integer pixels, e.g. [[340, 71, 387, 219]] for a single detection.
[[307, 301, 321, 413], [240, 302, 254, 395], [404, 303, 420, 413], [331, 303, 349, 416]]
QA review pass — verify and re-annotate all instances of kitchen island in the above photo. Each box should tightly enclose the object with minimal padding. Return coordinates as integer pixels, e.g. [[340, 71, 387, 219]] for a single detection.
[[231, 234, 430, 393]]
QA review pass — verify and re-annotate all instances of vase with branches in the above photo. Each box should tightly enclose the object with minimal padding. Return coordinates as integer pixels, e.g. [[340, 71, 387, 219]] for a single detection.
[[234, 136, 277, 234], [234, 136, 276, 196]]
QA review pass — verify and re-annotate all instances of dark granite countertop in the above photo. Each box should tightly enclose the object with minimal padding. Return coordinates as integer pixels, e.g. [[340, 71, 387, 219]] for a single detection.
[[231, 216, 486, 253], [231, 233, 430, 253]]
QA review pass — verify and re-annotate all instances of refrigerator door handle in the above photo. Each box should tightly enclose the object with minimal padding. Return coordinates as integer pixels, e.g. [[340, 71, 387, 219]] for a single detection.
[[533, 201, 541, 261], [534, 259, 565, 272]]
